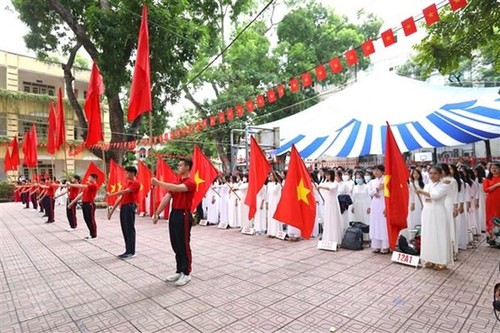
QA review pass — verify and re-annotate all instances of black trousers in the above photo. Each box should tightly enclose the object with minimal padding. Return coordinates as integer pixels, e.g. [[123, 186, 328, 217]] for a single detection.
[[120, 204, 136, 254], [66, 201, 77, 228], [44, 196, 54, 221], [31, 193, 38, 210], [82, 202, 97, 238], [169, 209, 192, 275]]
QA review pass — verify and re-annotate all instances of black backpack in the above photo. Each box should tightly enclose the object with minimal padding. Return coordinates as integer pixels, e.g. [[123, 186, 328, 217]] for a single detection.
[[349, 221, 369, 234], [341, 226, 363, 250], [398, 234, 419, 255]]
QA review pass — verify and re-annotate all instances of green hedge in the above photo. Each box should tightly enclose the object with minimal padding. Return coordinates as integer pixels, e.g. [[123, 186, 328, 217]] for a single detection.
[[0, 182, 15, 202]]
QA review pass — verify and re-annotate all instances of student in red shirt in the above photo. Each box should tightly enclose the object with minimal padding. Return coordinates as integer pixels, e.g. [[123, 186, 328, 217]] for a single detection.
[[40, 177, 57, 223], [55, 175, 81, 231], [106, 166, 140, 259], [68, 173, 99, 239], [152, 158, 196, 287]]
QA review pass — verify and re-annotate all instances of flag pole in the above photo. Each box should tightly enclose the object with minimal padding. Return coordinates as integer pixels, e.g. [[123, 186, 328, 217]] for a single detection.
[[149, 112, 155, 217]]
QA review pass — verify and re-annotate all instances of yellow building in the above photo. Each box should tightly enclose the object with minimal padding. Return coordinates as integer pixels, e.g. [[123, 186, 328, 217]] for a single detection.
[[0, 50, 110, 181]]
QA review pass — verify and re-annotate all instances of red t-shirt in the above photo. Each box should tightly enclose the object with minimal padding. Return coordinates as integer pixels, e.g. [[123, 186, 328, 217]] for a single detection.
[[68, 187, 80, 200], [170, 176, 196, 210], [45, 182, 56, 197], [82, 182, 98, 202], [121, 180, 140, 205]]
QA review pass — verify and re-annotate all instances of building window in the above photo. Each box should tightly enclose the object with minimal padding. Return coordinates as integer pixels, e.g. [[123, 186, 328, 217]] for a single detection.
[[0, 114, 6, 137], [23, 85, 30, 93], [19, 116, 49, 140], [21, 81, 56, 96]]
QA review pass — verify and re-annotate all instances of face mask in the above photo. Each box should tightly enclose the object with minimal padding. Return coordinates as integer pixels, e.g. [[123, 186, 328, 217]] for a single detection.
[[355, 178, 364, 185], [342, 175, 349, 182], [364, 176, 372, 182], [242, 178, 247, 182]]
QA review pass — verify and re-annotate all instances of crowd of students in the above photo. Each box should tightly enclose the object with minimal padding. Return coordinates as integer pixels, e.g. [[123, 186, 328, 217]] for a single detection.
[[13, 160, 500, 274]]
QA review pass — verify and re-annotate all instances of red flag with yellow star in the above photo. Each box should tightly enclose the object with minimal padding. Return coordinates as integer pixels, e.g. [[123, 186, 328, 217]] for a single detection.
[[245, 136, 271, 220], [83, 162, 106, 189], [273, 145, 316, 239], [384, 122, 410, 250], [137, 160, 152, 209], [153, 157, 177, 217], [190, 145, 219, 212], [106, 159, 126, 206]]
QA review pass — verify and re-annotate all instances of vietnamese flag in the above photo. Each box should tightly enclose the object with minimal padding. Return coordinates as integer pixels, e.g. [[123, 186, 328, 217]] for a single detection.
[[401, 17, 417, 36], [4, 147, 12, 172], [84, 61, 104, 147], [273, 145, 316, 239], [9, 137, 20, 168], [266, 89, 277, 103], [226, 108, 234, 121], [315, 64, 327, 81], [56, 88, 66, 151], [245, 136, 271, 220], [277, 84, 285, 98], [361, 40, 375, 57], [301, 72, 312, 87], [235, 104, 244, 117], [190, 145, 219, 212], [22, 129, 31, 166], [256, 94, 265, 108], [423, 4, 439, 26], [381, 28, 396, 47], [47, 101, 57, 155], [127, 4, 152, 122], [345, 49, 358, 66], [28, 124, 38, 167], [246, 100, 255, 113], [449, 0, 467, 12], [218, 111, 225, 124], [153, 157, 177, 217], [329, 57, 343, 74], [83, 162, 106, 189], [106, 159, 126, 206], [289, 78, 300, 93], [384, 122, 410, 250], [137, 160, 152, 211]]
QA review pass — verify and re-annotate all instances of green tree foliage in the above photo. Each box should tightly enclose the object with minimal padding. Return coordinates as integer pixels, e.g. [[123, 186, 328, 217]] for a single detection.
[[12, 0, 219, 163], [412, 0, 499, 80], [177, 0, 381, 172]]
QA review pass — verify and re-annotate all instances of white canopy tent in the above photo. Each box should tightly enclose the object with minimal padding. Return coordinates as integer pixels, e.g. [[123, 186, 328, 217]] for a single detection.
[[260, 71, 500, 160]]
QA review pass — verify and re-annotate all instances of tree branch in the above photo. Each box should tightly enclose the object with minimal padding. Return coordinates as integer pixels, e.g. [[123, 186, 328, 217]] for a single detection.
[[61, 42, 86, 140], [183, 87, 206, 115], [47, 0, 99, 60]]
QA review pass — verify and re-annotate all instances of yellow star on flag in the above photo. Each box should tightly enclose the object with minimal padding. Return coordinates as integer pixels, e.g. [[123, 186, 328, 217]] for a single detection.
[[110, 184, 116, 192], [296, 178, 310, 204], [194, 170, 205, 191], [384, 175, 391, 197], [140, 183, 144, 191], [117, 182, 122, 191]]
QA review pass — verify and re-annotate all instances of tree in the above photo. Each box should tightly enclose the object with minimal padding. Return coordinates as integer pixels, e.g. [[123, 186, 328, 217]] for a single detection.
[[180, 0, 381, 173], [12, 0, 219, 163], [412, 0, 499, 79]]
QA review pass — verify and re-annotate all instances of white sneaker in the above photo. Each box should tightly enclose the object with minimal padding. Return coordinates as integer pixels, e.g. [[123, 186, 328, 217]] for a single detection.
[[66, 228, 75, 232], [175, 274, 191, 286], [165, 273, 182, 282]]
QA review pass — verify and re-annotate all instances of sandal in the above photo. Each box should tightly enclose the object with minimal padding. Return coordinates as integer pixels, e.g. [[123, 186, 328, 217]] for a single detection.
[[434, 264, 447, 271], [424, 262, 435, 268], [372, 249, 381, 253], [380, 248, 390, 254]]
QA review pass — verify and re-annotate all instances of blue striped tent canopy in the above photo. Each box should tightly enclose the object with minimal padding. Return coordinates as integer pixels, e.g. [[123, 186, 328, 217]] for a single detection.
[[260, 72, 500, 159]]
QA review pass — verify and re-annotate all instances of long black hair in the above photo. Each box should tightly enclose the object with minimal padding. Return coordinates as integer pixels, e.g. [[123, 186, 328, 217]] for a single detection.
[[410, 168, 425, 189], [449, 164, 461, 192], [460, 166, 472, 187], [474, 166, 485, 184]]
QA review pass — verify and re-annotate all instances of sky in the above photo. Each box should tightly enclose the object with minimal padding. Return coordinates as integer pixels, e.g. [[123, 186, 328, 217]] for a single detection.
[[0, 0, 438, 124]]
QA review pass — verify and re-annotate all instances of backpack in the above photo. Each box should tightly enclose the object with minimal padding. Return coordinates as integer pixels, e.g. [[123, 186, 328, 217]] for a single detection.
[[349, 221, 369, 234], [341, 226, 363, 250], [398, 234, 419, 255]]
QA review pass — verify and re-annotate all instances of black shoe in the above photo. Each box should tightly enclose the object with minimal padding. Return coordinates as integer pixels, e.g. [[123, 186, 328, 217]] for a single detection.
[[45, 220, 55, 223], [118, 253, 135, 259]]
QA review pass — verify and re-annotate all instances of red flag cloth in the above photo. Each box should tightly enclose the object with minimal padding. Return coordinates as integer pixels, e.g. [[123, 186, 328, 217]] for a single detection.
[[246, 100, 255, 113], [244, 136, 271, 220], [9, 137, 20, 168], [4, 147, 12, 172], [29, 124, 38, 167], [401, 17, 417, 36], [127, 4, 152, 122], [226, 108, 234, 120], [289, 78, 300, 93], [423, 4, 440, 26], [47, 101, 57, 154], [345, 49, 358, 66], [22, 129, 31, 166], [84, 61, 104, 147], [381, 28, 396, 47], [273, 145, 316, 239], [449, 0, 467, 11], [210, 116, 216, 126], [361, 40, 375, 56], [106, 160, 126, 206], [266, 89, 277, 103], [315, 64, 327, 81], [153, 157, 177, 217], [256, 94, 265, 108], [277, 84, 285, 98], [235, 104, 244, 117], [137, 160, 152, 208], [56, 88, 66, 151], [301, 72, 312, 87], [329, 57, 343, 74], [83, 162, 106, 189], [190, 145, 219, 212], [218, 112, 225, 124], [384, 123, 410, 250]]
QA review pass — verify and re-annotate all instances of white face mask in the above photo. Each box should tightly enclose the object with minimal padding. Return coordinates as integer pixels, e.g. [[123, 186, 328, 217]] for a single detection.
[[342, 175, 349, 182], [364, 175, 372, 182]]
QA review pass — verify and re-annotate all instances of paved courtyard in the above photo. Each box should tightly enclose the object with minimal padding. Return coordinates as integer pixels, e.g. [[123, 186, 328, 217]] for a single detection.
[[1, 201, 499, 333]]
